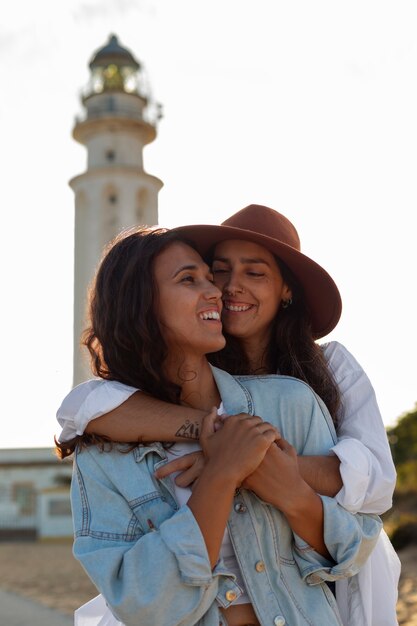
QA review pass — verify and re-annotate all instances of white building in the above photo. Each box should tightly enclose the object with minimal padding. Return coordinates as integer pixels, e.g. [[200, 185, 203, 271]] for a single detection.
[[0, 448, 73, 540]]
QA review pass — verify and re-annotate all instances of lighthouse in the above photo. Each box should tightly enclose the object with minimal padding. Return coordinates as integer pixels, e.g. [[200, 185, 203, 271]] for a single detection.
[[70, 34, 163, 385]]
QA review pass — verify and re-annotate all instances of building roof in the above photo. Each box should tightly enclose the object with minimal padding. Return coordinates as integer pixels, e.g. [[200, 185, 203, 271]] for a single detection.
[[89, 34, 141, 70], [0, 448, 71, 466]]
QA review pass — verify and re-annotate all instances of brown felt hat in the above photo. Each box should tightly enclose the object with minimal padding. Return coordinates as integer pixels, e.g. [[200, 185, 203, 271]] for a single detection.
[[173, 204, 342, 339]]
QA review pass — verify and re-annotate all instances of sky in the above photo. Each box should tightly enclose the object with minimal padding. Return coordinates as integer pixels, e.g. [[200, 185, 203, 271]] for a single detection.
[[1, 0, 416, 448]]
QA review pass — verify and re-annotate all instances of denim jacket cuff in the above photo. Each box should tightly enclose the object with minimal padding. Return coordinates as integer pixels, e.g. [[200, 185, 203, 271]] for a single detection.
[[213, 560, 244, 608], [159, 505, 225, 586], [293, 496, 382, 584]]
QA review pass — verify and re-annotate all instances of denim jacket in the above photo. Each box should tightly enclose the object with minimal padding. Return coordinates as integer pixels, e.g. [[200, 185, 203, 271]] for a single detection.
[[71, 368, 382, 626]]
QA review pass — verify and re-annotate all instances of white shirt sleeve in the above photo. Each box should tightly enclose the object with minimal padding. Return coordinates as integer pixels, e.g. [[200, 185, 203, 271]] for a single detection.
[[322, 341, 396, 514], [56, 379, 138, 442]]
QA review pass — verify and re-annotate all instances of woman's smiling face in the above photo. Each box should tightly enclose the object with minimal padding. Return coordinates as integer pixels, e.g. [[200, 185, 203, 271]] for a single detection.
[[154, 241, 225, 357], [211, 239, 292, 349]]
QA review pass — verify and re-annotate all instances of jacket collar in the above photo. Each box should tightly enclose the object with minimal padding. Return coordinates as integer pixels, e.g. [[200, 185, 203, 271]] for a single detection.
[[133, 442, 167, 463], [210, 366, 253, 415]]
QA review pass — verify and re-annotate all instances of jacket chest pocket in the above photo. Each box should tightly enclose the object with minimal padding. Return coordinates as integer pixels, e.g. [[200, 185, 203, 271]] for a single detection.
[[130, 490, 179, 535], [127, 448, 180, 534]]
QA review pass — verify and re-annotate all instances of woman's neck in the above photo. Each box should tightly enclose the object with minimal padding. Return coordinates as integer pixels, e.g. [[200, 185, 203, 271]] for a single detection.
[[165, 355, 221, 411], [240, 335, 272, 375]]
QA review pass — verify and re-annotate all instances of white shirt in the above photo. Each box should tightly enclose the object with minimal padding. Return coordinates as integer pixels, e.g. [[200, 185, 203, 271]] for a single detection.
[[57, 341, 400, 626], [320, 342, 400, 626]]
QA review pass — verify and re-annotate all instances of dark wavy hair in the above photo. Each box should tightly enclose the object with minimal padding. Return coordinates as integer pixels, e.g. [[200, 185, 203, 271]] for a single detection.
[[84, 226, 189, 402], [208, 256, 341, 423], [56, 226, 193, 459]]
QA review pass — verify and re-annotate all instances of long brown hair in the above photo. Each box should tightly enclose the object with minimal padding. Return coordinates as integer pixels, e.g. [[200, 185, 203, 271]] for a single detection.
[[209, 256, 341, 423], [56, 227, 193, 459], [84, 226, 188, 402]]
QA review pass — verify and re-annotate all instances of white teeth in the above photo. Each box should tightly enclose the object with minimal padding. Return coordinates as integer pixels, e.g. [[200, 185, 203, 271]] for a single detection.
[[200, 311, 220, 320], [225, 304, 251, 312]]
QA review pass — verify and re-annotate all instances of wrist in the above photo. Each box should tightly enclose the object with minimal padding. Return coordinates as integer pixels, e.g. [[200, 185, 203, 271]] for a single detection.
[[282, 480, 321, 519], [202, 458, 241, 491]]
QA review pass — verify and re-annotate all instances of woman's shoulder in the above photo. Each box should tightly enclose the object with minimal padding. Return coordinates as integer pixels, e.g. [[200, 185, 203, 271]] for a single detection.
[[75, 440, 165, 478], [211, 364, 324, 416], [56, 379, 139, 442], [320, 340, 365, 378]]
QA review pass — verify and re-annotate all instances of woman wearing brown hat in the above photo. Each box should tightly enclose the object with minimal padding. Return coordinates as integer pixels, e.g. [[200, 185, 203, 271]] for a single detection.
[[57, 205, 400, 625]]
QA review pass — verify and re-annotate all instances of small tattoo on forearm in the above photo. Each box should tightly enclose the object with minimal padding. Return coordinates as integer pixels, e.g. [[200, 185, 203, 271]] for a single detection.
[[175, 420, 200, 439]]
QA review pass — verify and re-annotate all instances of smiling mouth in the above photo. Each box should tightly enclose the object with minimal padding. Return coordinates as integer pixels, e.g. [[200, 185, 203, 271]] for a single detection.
[[223, 303, 253, 312], [199, 311, 221, 321]]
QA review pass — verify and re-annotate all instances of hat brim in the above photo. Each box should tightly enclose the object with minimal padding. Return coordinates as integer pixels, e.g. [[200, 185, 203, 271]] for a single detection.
[[173, 223, 342, 339]]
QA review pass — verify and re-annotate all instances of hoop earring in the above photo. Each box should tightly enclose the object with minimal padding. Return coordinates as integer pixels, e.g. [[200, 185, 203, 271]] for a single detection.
[[281, 298, 293, 309]]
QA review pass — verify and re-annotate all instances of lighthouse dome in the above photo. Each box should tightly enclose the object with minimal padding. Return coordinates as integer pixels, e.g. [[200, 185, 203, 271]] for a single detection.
[[89, 34, 140, 70]]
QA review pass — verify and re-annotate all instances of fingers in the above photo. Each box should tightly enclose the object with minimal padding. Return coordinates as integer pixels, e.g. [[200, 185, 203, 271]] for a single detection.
[[201, 406, 219, 439], [255, 420, 281, 443], [213, 416, 225, 432], [275, 436, 297, 457], [175, 456, 204, 487], [221, 415, 281, 457], [228, 415, 281, 444], [216, 412, 281, 438], [217, 412, 228, 424], [154, 452, 201, 479]]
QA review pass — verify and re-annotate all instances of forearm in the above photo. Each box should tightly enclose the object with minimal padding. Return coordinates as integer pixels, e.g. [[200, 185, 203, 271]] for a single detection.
[[188, 466, 237, 569], [85, 391, 205, 442], [298, 455, 342, 496], [269, 480, 331, 559], [190, 412, 280, 568], [242, 445, 330, 557]]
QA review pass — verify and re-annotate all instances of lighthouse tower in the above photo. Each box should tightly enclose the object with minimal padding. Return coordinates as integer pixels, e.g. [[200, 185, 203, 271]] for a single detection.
[[70, 34, 163, 385]]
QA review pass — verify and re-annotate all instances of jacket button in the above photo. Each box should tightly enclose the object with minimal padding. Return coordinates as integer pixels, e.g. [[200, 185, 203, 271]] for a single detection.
[[225, 590, 237, 602], [274, 616, 286, 626], [234, 502, 247, 513], [255, 560, 265, 572]]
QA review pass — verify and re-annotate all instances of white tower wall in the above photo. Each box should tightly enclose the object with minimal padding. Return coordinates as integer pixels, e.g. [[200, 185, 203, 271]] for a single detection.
[[70, 35, 163, 385]]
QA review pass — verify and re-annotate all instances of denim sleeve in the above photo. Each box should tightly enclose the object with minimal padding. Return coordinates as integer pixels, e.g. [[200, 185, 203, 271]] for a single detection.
[[292, 495, 382, 585], [72, 454, 225, 626]]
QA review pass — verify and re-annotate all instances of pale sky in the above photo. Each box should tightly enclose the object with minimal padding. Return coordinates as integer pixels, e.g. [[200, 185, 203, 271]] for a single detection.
[[1, 0, 416, 448]]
